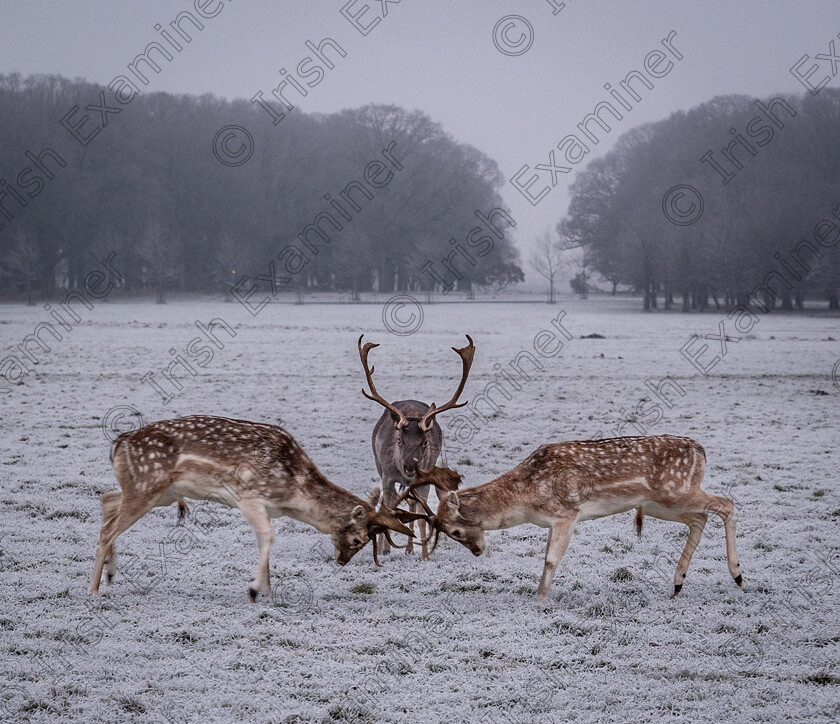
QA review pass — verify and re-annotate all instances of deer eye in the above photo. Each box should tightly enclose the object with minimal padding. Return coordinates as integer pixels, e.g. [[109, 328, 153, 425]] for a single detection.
[[421, 440, 429, 448], [451, 530, 462, 539], [352, 538, 362, 548]]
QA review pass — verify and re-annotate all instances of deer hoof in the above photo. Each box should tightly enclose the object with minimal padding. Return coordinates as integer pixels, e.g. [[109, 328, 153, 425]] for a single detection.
[[248, 587, 258, 603], [734, 574, 743, 587], [672, 583, 683, 596]]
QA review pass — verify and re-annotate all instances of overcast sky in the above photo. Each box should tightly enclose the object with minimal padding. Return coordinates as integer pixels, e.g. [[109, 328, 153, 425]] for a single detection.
[[1, 0, 837, 279]]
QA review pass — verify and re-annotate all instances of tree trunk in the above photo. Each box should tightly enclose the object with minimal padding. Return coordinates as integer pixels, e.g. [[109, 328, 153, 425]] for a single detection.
[[156, 273, 165, 304], [780, 290, 793, 311]]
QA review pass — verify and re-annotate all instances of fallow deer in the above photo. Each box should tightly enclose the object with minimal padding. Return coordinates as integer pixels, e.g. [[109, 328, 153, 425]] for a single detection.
[[358, 334, 474, 560], [89, 415, 424, 600], [402, 435, 742, 600]]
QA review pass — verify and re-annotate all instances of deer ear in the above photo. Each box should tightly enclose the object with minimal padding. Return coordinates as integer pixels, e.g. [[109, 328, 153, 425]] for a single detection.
[[367, 487, 381, 505], [448, 491, 460, 512], [351, 505, 367, 522]]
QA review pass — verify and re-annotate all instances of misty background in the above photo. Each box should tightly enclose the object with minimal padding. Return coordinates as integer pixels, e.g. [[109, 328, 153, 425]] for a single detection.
[[1, 0, 838, 306]]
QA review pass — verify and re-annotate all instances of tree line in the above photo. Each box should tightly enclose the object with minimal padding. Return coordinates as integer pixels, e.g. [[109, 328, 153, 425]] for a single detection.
[[0, 74, 522, 303], [554, 89, 840, 310]]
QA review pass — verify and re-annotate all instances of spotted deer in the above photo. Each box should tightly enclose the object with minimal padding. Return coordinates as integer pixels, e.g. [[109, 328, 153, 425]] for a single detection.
[[357, 334, 474, 560], [402, 435, 742, 601], [89, 415, 423, 599]]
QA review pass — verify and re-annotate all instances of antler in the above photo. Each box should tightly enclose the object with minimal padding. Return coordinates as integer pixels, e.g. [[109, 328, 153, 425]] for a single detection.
[[419, 335, 475, 431], [358, 335, 408, 428], [366, 505, 419, 566]]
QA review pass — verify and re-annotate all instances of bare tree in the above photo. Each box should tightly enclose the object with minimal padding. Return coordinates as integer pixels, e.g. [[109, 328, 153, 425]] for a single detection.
[[7, 231, 42, 305], [529, 228, 563, 304], [138, 219, 181, 304], [567, 245, 596, 299], [213, 230, 243, 302]]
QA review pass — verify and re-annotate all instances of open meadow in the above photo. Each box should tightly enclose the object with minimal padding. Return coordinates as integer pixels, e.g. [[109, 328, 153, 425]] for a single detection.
[[1, 297, 838, 723]]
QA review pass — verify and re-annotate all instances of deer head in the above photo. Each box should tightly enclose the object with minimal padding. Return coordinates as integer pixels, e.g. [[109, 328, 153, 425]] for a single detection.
[[357, 334, 475, 479], [333, 495, 428, 567]]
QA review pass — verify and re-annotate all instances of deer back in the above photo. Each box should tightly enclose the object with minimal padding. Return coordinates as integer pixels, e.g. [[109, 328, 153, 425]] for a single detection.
[[112, 415, 327, 507]]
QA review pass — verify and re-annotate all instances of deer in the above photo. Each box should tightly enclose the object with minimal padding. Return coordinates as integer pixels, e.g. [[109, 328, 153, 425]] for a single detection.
[[357, 334, 474, 560], [89, 415, 425, 600], [398, 435, 742, 601]]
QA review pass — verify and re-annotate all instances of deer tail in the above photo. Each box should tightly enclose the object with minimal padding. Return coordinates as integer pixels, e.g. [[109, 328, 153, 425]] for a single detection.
[[110, 433, 129, 464]]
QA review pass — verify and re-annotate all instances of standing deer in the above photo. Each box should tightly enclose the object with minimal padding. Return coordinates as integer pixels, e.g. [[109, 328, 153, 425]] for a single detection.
[[402, 435, 742, 600], [89, 415, 423, 600], [357, 334, 474, 560]]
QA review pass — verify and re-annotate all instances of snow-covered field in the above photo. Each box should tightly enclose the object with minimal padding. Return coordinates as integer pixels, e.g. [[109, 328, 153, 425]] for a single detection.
[[1, 297, 838, 723]]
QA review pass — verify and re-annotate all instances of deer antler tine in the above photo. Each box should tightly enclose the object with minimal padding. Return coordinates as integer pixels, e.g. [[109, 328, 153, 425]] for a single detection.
[[429, 527, 442, 554], [393, 479, 421, 508], [372, 541, 383, 567], [383, 530, 408, 549], [358, 334, 408, 427], [410, 490, 435, 518], [419, 334, 476, 430]]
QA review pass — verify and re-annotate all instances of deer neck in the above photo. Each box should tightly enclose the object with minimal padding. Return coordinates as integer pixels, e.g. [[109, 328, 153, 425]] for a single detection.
[[461, 470, 532, 531], [288, 470, 369, 535]]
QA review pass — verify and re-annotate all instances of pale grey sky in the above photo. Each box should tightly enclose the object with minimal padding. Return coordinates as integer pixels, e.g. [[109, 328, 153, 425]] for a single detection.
[[1, 0, 837, 282]]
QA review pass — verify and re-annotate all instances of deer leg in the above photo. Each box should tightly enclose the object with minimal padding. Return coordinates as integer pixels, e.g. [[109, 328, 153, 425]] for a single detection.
[[699, 493, 742, 587], [638, 503, 706, 595], [99, 489, 182, 586], [672, 513, 707, 596], [176, 498, 188, 525], [404, 498, 416, 555], [537, 517, 575, 602], [239, 500, 275, 602], [100, 491, 123, 583], [89, 490, 174, 595], [378, 481, 397, 556], [415, 484, 431, 561], [418, 505, 429, 561]]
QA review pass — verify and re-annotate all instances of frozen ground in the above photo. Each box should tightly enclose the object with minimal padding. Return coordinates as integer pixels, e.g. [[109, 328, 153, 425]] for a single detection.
[[0, 296, 838, 723]]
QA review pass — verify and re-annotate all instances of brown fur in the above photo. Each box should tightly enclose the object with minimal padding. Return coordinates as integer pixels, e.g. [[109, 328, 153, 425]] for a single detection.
[[416, 435, 741, 600], [89, 415, 415, 599]]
